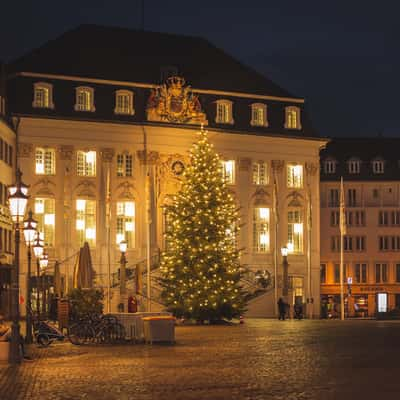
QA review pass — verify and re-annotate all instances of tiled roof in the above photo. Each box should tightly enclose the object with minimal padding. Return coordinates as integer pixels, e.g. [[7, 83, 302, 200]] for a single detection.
[[8, 24, 298, 99], [320, 137, 400, 181]]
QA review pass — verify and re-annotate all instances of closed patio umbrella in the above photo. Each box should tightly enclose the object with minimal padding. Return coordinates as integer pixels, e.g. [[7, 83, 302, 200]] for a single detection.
[[73, 242, 95, 289]]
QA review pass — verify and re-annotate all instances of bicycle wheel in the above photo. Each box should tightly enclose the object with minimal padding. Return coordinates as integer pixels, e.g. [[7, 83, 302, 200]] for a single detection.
[[98, 322, 126, 344], [69, 324, 95, 345]]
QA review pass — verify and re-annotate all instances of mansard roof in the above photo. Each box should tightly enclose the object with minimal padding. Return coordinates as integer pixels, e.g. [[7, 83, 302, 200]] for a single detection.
[[320, 137, 400, 181], [8, 24, 297, 100]]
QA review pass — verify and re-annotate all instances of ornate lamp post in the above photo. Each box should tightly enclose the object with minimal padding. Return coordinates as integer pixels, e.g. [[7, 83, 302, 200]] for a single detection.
[[32, 233, 44, 317], [23, 210, 37, 344], [39, 251, 49, 315], [7, 169, 29, 364], [119, 240, 127, 310], [281, 246, 289, 299]]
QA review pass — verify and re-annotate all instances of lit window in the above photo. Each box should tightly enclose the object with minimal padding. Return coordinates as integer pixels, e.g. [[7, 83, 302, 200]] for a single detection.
[[215, 100, 234, 124], [117, 153, 133, 177], [77, 150, 96, 176], [116, 201, 135, 248], [288, 210, 303, 253], [32, 82, 54, 109], [35, 198, 55, 247], [284, 106, 301, 130], [287, 163, 303, 188], [76, 199, 96, 246], [372, 159, 384, 174], [221, 160, 235, 184], [253, 207, 270, 252], [74, 87, 95, 112], [252, 161, 268, 185], [251, 103, 268, 127], [348, 159, 360, 174], [35, 147, 56, 175], [324, 159, 336, 174], [115, 90, 134, 115]]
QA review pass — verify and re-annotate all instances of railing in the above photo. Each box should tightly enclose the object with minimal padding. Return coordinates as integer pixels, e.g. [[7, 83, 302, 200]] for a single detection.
[[111, 251, 161, 288]]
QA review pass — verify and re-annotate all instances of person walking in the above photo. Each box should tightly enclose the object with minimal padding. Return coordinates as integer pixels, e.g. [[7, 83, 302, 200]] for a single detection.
[[278, 297, 286, 320]]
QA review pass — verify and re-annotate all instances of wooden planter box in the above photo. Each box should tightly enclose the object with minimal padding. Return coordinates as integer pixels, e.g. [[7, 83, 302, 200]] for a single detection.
[[142, 316, 175, 344]]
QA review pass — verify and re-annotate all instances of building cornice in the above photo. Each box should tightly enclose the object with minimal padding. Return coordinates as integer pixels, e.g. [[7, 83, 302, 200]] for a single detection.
[[11, 72, 305, 104]]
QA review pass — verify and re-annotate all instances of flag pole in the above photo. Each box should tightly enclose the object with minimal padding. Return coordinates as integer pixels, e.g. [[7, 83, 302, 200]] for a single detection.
[[340, 177, 345, 321]]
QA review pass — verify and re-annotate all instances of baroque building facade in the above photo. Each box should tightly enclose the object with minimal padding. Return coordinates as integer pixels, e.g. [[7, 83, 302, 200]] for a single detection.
[[4, 25, 326, 317], [0, 65, 16, 318], [320, 138, 400, 317]]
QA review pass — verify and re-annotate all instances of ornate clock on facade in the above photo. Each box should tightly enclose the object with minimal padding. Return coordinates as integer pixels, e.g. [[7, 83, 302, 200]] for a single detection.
[[171, 160, 185, 176]]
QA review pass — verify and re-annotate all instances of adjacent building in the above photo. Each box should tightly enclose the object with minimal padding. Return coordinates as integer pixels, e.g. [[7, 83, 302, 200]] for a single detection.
[[5, 24, 326, 317], [0, 63, 16, 318], [320, 138, 400, 316]]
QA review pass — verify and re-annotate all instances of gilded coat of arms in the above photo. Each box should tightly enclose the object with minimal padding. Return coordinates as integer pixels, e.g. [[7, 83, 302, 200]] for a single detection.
[[146, 76, 208, 124]]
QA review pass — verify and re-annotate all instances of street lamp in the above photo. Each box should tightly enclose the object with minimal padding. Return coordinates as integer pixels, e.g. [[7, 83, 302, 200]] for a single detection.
[[281, 246, 289, 298], [7, 169, 29, 364], [39, 251, 49, 315], [119, 240, 127, 307], [32, 233, 44, 317], [23, 210, 37, 344]]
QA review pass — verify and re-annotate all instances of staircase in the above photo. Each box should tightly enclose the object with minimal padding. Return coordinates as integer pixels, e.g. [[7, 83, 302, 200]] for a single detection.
[[111, 253, 274, 312]]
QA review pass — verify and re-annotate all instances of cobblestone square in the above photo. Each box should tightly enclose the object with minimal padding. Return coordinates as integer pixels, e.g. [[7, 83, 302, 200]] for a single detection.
[[1, 319, 400, 400]]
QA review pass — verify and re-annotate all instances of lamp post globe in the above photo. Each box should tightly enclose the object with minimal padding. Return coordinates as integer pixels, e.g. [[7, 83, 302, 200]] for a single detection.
[[23, 210, 38, 344], [7, 169, 29, 364], [119, 240, 128, 254]]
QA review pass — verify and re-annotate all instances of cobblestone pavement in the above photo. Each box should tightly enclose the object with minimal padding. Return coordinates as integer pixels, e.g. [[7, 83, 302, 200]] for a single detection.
[[1, 319, 400, 400]]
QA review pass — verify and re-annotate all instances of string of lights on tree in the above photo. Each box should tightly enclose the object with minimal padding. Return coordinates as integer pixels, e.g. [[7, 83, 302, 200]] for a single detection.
[[160, 126, 247, 322]]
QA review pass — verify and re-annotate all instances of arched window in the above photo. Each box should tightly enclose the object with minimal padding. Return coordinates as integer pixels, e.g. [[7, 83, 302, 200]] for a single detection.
[[215, 100, 234, 124], [287, 209, 303, 254], [115, 90, 135, 115], [251, 103, 268, 127], [32, 82, 54, 109], [34, 197, 55, 247], [284, 106, 301, 130], [253, 206, 270, 253], [74, 86, 95, 112]]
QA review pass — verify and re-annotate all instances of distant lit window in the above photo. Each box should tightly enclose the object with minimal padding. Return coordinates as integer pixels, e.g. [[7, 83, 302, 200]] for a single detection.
[[32, 82, 54, 109], [324, 159, 336, 174], [253, 207, 270, 252], [288, 210, 303, 253], [35, 147, 55, 175], [77, 150, 96, 177], [348, 159, 360, 174], [115, 90, 134, 115], [250, 103, 268, 127], [117, 153, 133, 177], [284, 106, 301, 130], [74, 86, 95, 112], [221, 160, 235, 184], [287, 163, 303, 188], [76, 199, 96, 246], [116, 201, 135, 248], [35, 198, 55, 247], [252, 161, 268, 185], [215, 100, 234, 124], [372, 159, 384, 174]]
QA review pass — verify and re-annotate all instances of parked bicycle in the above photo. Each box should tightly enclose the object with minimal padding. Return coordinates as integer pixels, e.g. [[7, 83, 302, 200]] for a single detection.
[[68, 313, 125, 345]]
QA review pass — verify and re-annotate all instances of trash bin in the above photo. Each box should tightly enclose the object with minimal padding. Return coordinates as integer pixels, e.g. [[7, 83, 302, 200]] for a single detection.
[[142, 316, 175, 344]]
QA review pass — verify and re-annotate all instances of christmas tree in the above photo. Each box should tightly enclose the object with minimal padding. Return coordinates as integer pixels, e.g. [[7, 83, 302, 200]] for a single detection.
[[160, 127, 247, 322]]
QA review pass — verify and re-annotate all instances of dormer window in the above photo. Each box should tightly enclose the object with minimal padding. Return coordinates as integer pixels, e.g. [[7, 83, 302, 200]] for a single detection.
[[284, 106, 301, 130], [32, 82, 54, 109], [251, 103, 268, 127], [348, 159, 361, 174], [215, 100, 234, 124], [324, 159, 336, 174], [115, 90, 134, 115], [74, 86, 95, 112], [372, 159, 384, 174]]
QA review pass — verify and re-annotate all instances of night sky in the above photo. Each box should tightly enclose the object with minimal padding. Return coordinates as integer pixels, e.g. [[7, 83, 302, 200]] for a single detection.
[[0, 0, 397, 138]]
